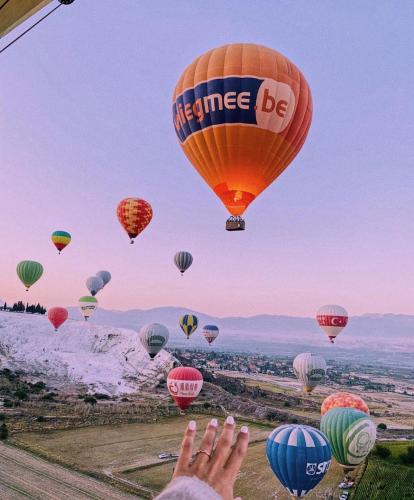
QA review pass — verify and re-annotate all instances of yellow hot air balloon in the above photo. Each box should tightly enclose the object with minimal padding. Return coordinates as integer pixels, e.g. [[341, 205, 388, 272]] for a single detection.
[[173, 43, 312, 230]]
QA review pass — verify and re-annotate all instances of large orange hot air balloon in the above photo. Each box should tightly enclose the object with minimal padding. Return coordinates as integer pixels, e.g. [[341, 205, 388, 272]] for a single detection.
[[173, 43, 312, 230], [321, 392, 369, 416], [116, 198, 153, 244]]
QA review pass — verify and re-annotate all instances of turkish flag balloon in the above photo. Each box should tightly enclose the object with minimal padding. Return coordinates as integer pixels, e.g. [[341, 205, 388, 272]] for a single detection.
[[172, 43, 312, 219], [116, 198, 153, 244], [167, 367, 203, 411], [316, 305, 348, 343], [48, 307, 68, 332]]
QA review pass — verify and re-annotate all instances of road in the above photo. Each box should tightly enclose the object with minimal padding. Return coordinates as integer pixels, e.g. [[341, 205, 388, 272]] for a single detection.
[[0, 442, 138, 499]]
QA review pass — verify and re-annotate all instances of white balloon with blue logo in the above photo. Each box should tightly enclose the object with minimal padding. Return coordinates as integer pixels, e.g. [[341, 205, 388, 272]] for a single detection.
[[266, 424, 332, 498]]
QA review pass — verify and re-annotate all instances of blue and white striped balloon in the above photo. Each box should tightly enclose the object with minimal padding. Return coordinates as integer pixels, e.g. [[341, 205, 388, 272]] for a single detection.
[[266, 424, 332, 498], [174, 251, 193, 275]]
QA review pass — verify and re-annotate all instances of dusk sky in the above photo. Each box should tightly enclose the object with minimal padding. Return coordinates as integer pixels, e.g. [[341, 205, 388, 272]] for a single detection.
[[1, 1, 414, 317]]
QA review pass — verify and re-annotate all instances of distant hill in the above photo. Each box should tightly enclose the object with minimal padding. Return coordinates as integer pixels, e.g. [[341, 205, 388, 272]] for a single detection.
[[67, 306, 414, 368], [0, 312, 175, 395]]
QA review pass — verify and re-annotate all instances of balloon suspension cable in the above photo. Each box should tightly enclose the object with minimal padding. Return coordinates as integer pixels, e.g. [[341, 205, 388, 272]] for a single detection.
[[0, 2, 70, 55], [130, 239, 134, 244]]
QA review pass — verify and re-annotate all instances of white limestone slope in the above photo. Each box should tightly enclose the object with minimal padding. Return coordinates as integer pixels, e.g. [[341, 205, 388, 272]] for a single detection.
[[0, 311, 175, 395]]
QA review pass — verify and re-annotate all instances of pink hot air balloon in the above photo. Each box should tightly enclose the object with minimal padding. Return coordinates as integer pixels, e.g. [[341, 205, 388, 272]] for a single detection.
[[167, 367, 203, 411], [48, 307, 68, 332], [316, 305, 348, 343]]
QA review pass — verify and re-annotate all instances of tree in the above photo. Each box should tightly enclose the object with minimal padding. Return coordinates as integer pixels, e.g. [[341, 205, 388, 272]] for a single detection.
[[377, 423, 387, 430], [373, 444, 391, 459], [83, 395, 97, 406], [0, 423, 8, 440]]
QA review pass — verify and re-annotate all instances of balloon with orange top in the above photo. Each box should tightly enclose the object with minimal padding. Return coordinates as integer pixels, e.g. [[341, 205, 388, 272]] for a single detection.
[[172, 43, 312, 230], [321, 392, 369, 416]]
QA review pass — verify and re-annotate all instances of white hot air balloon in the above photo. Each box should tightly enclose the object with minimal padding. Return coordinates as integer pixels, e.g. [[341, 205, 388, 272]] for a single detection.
[[293, 353, 327, 393], [78, 296, 98, 321], [316, 305, 348, 343], [202, 325, 219, 345], [96, 270, 111, 287], [140, 323, 169, 360], [86, 276, 104, 296]]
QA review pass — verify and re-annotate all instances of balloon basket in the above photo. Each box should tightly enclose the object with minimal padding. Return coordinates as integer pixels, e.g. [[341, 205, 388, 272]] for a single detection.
[[226, 216, 245, 231]]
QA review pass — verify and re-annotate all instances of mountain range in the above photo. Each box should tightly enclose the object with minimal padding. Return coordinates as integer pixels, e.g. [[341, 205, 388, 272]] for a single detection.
[[67, 306, 414, 368]]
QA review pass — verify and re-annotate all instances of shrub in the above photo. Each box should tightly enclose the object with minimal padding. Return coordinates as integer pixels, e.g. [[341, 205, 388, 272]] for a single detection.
[[36, 416, 46, 422], [0, 413, 5, 421], [3, 399, 13, 408], [31, 381, 46, 393], [0, 423, 8, 440], [83, 396, 97, 406], [400, 446, 414, 465], [14, 389, 28, 400], [93, 393, 110, 400], [41, 393, 56, 401], [372, 444, 391, 459], [377, 423, 387, 430]]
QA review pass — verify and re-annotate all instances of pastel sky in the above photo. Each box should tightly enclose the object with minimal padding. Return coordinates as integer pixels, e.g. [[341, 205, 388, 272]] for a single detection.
[[1, 1, 414, 317]]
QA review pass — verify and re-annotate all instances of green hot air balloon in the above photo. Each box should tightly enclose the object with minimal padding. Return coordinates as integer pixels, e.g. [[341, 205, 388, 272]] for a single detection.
[[320, 407, 376, 469], [16, 260, 44, 291], [140, 323, 169, 360]]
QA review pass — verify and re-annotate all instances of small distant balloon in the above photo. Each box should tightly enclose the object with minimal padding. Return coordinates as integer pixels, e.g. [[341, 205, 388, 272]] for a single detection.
[[167, 366, 203, 411], [266, 424, 332, 497], [321, 392, 369, 416], [51, 231, 71, 254], [293, 353, 327, 393], [140, 323, 169, 360], [96, 270, 111, 287], [48, 307, 68, 332], [202, 325, 219, 345], [316, 304, 348, 343], [174, 251, 193, 275], [117, 198, 153, 244], [16, 260, 44, 291], [320, 407, 376, 469], [78, 296, 98, 321], [86, 276, 104, 296], [179, 314, 198, 339]]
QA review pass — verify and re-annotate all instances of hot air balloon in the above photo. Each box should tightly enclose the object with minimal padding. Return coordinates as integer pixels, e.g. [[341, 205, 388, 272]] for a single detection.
[[316, 305, 348, 343], [140, 323, 169, 360], [321, 392, 369, 416], [86, 276, 104, 296], [266, 424, 332, 498], [293, 353, 327, 393], [78, 296, 98, 321], [173, 43, 312, 231], [48, 307, 68, 332], [117, 198, 153, 244], [202, 325, 219, 345], [174, 251, 193, 275], [320, 408, 376, 469], [167, 366, 203, 411], [96, 270, 111, 287], [51, 230, 71, 254], [16, 260, 43, 291], [179, 314, 198, 339]]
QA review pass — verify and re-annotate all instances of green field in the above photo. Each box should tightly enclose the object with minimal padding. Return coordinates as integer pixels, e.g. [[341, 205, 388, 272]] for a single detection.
[[352, 460, 414, 499], [351, 441, 414, 499]]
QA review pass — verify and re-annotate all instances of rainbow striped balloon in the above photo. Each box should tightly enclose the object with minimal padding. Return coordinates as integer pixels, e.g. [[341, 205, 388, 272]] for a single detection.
[[51, 230, 71, 254]]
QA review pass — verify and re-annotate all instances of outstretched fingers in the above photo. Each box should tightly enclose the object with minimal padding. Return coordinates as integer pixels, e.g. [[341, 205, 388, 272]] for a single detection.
[[224, 425, 249, 481], [191, 418, 218, 473], [174, 420, 197, 476]]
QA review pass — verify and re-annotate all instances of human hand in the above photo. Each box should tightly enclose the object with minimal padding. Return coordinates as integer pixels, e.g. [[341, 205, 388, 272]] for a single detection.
[[173, 416, 249, 500]]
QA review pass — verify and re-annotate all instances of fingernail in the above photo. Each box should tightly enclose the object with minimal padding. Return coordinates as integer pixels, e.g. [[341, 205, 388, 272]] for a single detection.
[[210, 418, 218, 427], [226, 415, 235, 425], [240, 425, 249, 434], [188, 420, 196, 431]]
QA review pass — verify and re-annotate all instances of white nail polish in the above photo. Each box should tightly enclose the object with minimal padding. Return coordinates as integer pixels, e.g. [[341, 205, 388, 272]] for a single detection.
[[188, 420, 196, 431], [210, 418, 218, 427], [240, 426, 249, 434], [226, 415, 235, 425]]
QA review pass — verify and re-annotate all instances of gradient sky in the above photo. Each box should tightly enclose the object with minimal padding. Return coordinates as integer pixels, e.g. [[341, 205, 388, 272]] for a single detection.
[[1, 1, 414, 317]]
